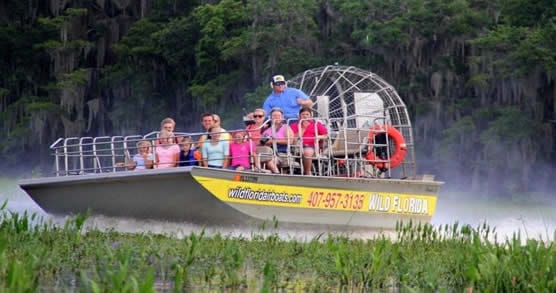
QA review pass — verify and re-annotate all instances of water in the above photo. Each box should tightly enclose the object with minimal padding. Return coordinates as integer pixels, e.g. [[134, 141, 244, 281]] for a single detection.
[[433, 193, 556, 241], [2, 178, 555, 241]]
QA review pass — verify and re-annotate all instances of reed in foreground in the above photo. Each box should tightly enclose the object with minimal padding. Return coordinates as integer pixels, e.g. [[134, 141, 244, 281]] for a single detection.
[[0, 205, 554, 292]]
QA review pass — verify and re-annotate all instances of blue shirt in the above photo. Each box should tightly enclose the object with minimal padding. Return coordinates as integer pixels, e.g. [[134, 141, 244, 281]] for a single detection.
[[179, 150, 196, 166], [133, 153, 154, 170], [201, 140, 229, 167], [263, 87, 310, 120]]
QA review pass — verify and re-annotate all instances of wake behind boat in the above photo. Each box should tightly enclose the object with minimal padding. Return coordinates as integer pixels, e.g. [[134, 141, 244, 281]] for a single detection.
[[18, 65, 442, 229]]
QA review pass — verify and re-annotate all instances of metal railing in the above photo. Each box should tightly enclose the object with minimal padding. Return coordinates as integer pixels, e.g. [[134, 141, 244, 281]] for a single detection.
[[49, 115, 415, 179]]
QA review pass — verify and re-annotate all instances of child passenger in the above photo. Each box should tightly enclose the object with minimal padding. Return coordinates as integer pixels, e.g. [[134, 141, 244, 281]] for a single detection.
[[116, 140, 154, 170], [228, 130, 260, 171], [132, 140, 155, 170], [179, 136, 197, 167], [155, 129, 180, 168]]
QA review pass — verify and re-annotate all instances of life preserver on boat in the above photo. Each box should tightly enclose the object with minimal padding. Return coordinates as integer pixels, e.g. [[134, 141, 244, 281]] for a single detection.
[[365, 125, 407, 170]]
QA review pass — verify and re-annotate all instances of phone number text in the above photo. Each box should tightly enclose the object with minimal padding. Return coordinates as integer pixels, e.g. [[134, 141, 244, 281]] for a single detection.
[[306, 191, 365, 210]]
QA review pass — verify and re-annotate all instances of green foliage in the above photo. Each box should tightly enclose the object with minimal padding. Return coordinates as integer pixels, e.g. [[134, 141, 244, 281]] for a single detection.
[[57, 69, 88, 88], [471, 11, 556, 76], [339, 0, 490, 49], [152, 16, 198, 70], [0, 207, 555, 291], [513, 22, 556, 71], [244, 85, 269, 111], [64, 8, 87, 17], [37, 16, 67, 29], [501, 0, 556, 27], [1, 0, 555, 190], [441, 116, 476, 149], [34, 40, 63, 50], [480, 107, 536, 146], [452, 96, 476, 114], [189, 71, 241, 108], [437, 115, 477, 175], [113, 19, 162, 62], [25, 102, 59, 113], [192, 0, 249, 69], [104, 18, 176, 131], [466, 73, 491, 89], [150, 0, 199, 20], [470, 25, 530, 76]]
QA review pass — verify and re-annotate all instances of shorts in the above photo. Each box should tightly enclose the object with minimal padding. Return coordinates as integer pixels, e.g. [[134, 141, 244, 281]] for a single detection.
[[228, 165, 249, 170]]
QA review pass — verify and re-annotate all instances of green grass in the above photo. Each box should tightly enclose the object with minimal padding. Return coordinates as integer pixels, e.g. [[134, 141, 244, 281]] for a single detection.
[[0, 206, 554, 292]]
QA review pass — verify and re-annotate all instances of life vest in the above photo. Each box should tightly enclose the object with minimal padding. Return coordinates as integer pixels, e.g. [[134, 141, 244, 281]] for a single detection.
[[365, 125, 407, 170]]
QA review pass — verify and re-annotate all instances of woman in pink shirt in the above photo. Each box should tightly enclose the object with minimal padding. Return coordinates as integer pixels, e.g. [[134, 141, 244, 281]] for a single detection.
[[259, 108, 292, 174], [290, 107, 328, 175], [155, 129, 180, 168]]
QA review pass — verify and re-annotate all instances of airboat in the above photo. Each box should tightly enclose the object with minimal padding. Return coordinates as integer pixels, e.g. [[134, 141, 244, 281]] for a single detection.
[[18, 65, 442, 229]]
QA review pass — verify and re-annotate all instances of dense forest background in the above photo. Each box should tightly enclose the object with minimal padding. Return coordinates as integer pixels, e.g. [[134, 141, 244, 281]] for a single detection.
[[1, 0, 555, 195]]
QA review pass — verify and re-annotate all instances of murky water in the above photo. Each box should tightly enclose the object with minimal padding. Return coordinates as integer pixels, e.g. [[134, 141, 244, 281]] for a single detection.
[[2, 178, 554, 241]]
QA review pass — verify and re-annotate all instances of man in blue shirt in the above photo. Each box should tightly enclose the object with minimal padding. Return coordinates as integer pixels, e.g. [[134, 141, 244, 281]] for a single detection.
[[262, 75, 313, 121]]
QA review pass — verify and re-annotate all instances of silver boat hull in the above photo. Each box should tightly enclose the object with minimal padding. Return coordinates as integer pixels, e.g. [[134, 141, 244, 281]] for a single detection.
[[19, 167, 441, 229], [18, 168, 254, 225]]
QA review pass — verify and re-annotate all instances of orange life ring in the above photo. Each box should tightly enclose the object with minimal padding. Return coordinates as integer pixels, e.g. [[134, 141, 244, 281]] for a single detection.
[[365, 125, 407, 170]]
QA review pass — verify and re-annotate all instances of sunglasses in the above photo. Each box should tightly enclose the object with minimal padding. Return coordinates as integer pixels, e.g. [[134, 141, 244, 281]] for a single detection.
[[253, 115, 264, 118], [273, 82, 286, 86]]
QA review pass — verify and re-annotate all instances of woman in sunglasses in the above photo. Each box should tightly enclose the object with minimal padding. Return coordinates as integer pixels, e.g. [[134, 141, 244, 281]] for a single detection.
[[245, 108, 268, 144]]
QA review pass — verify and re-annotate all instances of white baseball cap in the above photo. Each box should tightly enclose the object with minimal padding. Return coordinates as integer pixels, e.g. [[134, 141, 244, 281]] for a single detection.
[[271, 75, 286, 85]]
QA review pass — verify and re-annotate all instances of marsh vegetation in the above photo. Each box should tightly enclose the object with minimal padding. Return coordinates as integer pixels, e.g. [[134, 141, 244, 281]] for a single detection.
[[1, 204, 554, 292]]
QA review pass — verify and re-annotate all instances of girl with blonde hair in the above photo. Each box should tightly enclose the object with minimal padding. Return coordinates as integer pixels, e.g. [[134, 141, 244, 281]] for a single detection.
[[155, 129, 180, 168]]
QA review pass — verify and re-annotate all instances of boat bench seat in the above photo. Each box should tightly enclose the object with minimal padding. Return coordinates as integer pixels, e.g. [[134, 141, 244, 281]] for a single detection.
[[256, 146, 301, 172], [276, 153, 301, 169], [256, 146, 274, 163], [324, 128, 369, 157]]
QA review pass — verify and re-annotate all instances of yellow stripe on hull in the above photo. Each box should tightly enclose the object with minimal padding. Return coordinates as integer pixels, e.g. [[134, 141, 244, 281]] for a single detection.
[[193, 175, 437, 217]]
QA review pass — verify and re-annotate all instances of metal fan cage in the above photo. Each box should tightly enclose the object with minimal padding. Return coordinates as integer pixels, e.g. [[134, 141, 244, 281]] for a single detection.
[[288, 65, 416, 177]]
